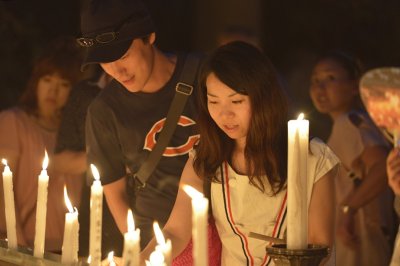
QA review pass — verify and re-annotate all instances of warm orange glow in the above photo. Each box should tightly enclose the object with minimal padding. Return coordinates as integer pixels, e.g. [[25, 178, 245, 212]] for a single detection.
[[153, 221, 166, 245], [127, 209, 135, 233], [90, 164, 100, 181], [297, 113, 305, 120], [1, 159, 7, 166], [87, 255, 91, 264], [42, 150, 49, 170], [182, 184, 204, 199], [64, 186, 74, 213]]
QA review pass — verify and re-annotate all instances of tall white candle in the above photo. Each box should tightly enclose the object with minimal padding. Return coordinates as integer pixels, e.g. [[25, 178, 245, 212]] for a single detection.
[[287, 113, 309, 249], [2, 159, 17, 249], [153, 222, 171, 266], [34, 151, 49, 258], [183, 185, 208, 266], [89, 164, 103, 266], [122, 209, 140, 266], [61, 186, 79, 264]]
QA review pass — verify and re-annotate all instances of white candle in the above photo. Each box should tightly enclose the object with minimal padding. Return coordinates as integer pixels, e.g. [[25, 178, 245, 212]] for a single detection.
[[153, 222, 171, 266], [61, 186, 79, 264], [34, 151, 49, 258], [287, 113, 309, 249], [90, 164, 103, 265], [108, 251, 116, 266], [148, 248, 165, 266], [183, 185, 208, 266], [2, 159, 17, 249], [122, 209, 140, 266]]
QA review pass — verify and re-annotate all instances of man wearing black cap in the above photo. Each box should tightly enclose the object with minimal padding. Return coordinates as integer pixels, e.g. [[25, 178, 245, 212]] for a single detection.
[[78, 0, 200, 250]]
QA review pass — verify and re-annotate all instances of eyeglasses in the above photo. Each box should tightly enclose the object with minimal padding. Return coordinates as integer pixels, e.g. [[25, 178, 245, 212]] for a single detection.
[[76, 14, 134, 48], [76, 31, 119, 47]]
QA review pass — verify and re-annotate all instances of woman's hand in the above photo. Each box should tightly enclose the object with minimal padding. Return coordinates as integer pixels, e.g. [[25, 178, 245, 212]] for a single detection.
[[337, 207, 358, 249]]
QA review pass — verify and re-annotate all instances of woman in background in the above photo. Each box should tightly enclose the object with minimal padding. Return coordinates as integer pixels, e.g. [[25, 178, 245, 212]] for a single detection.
[[0, 36, 83, 252], [309, 50, 394, 266]]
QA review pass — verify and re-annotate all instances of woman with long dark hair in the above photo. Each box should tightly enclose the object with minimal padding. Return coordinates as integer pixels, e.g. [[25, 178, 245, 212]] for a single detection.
[[141, 41, 339, 265]]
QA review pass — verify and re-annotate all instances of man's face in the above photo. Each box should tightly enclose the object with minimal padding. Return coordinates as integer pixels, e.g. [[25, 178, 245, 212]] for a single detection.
[[100, 33, 155, 93]]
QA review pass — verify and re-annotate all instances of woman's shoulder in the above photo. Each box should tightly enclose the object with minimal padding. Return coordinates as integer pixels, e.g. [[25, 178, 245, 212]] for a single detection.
[[0, 107, 28, 123], [308, 138, 340, 180]]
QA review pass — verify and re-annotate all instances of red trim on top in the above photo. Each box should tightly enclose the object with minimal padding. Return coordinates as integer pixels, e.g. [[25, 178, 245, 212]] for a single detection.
[[261, 192, 287, 266], [223, 162, 255, 266]]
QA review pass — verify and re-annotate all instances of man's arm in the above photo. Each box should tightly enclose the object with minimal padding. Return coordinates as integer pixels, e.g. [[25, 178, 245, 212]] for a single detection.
[[51, 151, 87, 176], [103, 177, 130, 234]]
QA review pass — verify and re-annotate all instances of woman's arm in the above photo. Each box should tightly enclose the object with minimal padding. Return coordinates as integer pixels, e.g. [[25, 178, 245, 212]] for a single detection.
[[140, 156, 202, 263], [308, 166, 336, 246], [51, 151, 87, 176]]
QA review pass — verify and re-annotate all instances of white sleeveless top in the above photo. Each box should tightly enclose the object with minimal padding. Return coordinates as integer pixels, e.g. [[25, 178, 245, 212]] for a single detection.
[[210, 138, 339, 266]]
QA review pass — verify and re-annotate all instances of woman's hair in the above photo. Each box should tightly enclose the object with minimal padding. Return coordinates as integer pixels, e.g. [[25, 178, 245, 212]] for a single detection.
[[194, 41, 288, 194], [18, 36, 84, 115]]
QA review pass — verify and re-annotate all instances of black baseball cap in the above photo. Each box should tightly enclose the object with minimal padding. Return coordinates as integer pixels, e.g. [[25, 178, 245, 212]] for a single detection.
[[78, 0, 155, 68]]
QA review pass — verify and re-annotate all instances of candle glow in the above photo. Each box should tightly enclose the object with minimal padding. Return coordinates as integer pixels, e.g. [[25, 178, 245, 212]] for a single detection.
[[61, 186, 79, 264]]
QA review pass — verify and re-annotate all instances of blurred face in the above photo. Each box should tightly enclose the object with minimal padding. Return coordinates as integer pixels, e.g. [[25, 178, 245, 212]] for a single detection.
[[309, 58, 358, 119], [37, 73, 71, 115], [206, 72, 251, 147], [100, 33, 155, 93]]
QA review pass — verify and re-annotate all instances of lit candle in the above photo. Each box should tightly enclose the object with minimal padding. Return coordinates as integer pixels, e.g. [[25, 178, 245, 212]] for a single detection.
[[153, 222, 171, 266], [287, 113, 309, 249], [108, 251, 116, 266], [122, 209, 140, 266], [1, 159, 17, 249], [61, 186, 79, 264], [183, 185, 208, 266], [34, 151, 49, 258], [148, 248, 165, 266], [90, 164, 103, 265]]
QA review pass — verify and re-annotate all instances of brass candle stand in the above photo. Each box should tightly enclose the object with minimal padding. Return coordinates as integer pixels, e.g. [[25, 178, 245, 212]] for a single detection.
[[266, 244, 329, 266], [0, 239, 88, 266]]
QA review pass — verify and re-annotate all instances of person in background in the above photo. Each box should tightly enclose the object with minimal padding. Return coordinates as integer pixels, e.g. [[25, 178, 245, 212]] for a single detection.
[[78, 0, 202, 250], [0, 36, 83, 252], [309, 50, 395, 266], [52, 65, 122, 257], [141, 41, 339, 265], [386, 145, 400, 265]]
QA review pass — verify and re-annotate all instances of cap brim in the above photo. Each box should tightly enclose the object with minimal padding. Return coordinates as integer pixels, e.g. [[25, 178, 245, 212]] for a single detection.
[[80, 39, 132, 70]]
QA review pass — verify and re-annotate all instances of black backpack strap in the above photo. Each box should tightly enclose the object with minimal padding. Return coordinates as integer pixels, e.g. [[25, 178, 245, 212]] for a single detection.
[[132, 54, 201, 189]]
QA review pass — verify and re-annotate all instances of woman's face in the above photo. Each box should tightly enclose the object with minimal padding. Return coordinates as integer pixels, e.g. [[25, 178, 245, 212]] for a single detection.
[[309, 58, 358, 119], [206, 72, 251, 147], [36, 73, 72, 116]]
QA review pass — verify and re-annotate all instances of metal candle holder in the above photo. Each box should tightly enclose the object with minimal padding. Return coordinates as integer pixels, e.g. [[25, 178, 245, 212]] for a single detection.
[[266, 244, 329, 266], [0, 239, 88, 266]]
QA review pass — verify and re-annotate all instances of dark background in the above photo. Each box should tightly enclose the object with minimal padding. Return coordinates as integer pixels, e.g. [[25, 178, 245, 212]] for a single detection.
[[1, 0, 399, 139]]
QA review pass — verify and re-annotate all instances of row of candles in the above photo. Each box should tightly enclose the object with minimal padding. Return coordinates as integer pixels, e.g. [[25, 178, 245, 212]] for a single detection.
[[1, 114, 310, 265]]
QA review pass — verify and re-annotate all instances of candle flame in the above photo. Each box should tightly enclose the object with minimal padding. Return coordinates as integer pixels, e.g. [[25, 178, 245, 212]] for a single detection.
[[297, 113, 305, 120], [127, 209, 135, 233], [153, 221, 166, 245], [64, 186, 74, 213], [42, 150, 49, 170], [182, 184, 204, 199], [1, 159, 7, 166], [87, 255, 91, 263], [90, 164, 100, 182]]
